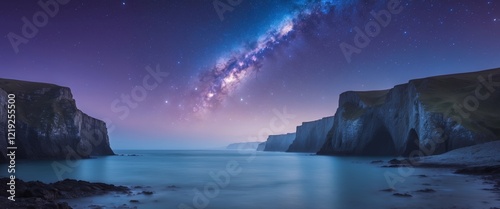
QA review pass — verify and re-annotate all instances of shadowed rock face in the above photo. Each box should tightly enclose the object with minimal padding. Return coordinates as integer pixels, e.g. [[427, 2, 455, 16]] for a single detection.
[[318, 68, 500, 156], [264, 133, 295, 152], [287, 116, 334, 153], [0, 178, 129, 209], [0, 78, 114, 161], [257, 142, 266, 151]]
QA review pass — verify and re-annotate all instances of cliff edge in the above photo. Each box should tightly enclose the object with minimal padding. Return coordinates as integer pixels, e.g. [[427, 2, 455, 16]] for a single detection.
[[0, 78, 114, 162], [226, 142, 261, 150], [263, 133, 296, 152], [318, 68, 500, 156], [287, 116, 334, 153]]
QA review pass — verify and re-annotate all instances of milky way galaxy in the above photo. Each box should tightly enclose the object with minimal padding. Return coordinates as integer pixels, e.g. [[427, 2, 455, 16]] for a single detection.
[[3, 0, 499, 148], [190, 0, 360, 116]]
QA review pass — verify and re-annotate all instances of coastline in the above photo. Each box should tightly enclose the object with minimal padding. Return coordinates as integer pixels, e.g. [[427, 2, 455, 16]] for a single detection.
[[384, 167, 499, 209], [376, 140, 500, 208], [63, 155, 500, 209], [0, 178, 130, 209], [2, 142, 500, 209]]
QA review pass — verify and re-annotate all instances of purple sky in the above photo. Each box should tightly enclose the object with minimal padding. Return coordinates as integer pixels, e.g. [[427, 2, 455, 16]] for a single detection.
[[1, 0, 499, 149]]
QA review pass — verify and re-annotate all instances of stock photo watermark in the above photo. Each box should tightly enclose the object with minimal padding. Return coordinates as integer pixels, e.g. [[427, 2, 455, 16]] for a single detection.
[[50, 64, 169, 180], [178, 107, 296, 209], [109, 64, 169, 123], [340, 0, 403, 63], [5, 94, 17, 202], [213, 0, 243, 21], [7, 0, 71, 54]]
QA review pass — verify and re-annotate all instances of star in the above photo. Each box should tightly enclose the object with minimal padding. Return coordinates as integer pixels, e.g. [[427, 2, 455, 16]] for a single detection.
[[191, 1, 362, 114], [165, 100, 169, 104], [122, 2, 126, 6]]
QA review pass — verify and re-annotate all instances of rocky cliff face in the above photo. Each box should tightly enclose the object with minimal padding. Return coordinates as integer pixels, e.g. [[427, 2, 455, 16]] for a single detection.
[[0, 78, 114, 161], [257, 142, 266, 151], [287, 116, 334, 153], [226, 142, 261, 150], [263, 133, 296, 152], [318, 68, 500, 156]]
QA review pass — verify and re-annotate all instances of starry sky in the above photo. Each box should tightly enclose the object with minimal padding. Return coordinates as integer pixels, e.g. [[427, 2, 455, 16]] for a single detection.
[[1, 0, 499, 149]]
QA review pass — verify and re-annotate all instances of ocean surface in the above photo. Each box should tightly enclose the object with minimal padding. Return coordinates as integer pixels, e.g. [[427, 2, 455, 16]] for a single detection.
[[2, 150, 498, 209]]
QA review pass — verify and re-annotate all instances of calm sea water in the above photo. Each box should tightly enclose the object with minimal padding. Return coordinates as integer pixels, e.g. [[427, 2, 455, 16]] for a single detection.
[[1, 150, 498, 209]]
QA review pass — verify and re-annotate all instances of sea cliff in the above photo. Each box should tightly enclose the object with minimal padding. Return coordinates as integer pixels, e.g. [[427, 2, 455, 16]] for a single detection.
[[0, 78, 114, 162], [263, 133, 296, 152], [318, 68, 500, 156], [287, 116, 334, 153]]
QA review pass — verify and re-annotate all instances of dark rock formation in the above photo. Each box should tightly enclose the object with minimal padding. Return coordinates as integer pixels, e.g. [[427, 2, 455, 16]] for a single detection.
[[140, 191, 154, 195], [287, 116, 334, 153], [319, 68, 500, 156], [0, 89, 8, 163], [455, 165, 500, 175], [379, 188, 396, 192], [0, 178, 129, 209], [257, 142, 266, 151], [263, 133, 295, 152], [415, 188, 436, 193], [393, 193, 412, 197], [226, 142, 261, 150], [0, 78, 114, 161]]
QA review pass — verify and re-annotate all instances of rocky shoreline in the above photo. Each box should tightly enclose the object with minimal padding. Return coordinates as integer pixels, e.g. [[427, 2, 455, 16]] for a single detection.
[[0, 178, 130, 209], [377, 140, 500, 203]]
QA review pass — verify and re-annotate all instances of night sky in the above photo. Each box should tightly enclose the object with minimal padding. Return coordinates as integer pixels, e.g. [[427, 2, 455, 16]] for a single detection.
[[1, 0, 499, 149]]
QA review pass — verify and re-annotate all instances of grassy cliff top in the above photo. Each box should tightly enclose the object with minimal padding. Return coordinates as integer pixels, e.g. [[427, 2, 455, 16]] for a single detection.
[[0, 78, 66, 93], [412, 68, 500, 136], [354, 90, 390, 106], [340, 68, 500, 137], [0, 78, 74, 128], [340, 90, 389, 120]]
